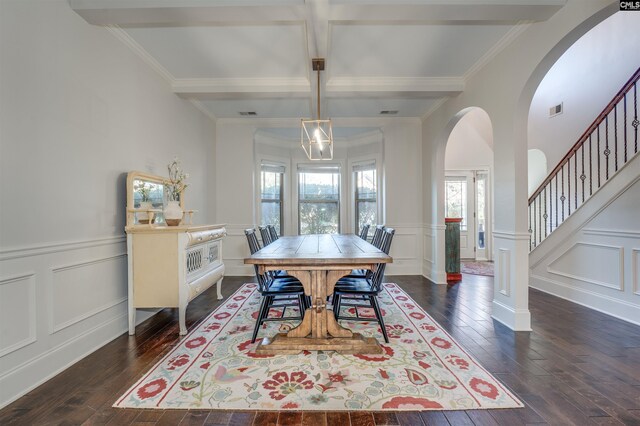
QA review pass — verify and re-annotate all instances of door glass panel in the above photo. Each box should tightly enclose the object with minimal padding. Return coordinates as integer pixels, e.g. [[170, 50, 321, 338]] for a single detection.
[[445, 177, 467, 231], [476, 172, 488, 250]]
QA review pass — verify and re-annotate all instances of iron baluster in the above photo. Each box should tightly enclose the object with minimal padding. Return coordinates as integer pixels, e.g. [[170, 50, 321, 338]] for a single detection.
[[567, 158, 571, 216], [614, 104, 618, 172], [549, 178, 553, 232], [581, 145, 585, 203], [624, 92, 628, 163], [573, 151, 578, 209], [589, 134, 593, 196], [528, 204, 532, 251], [605, 115, 610, 180], [597, 125, 601, 188], [635, 82, 638, 153], [544, 187, 548, 238], [561, 165, 565, 222], [538, 194, 542, 244], [556, 174, 558, 228]]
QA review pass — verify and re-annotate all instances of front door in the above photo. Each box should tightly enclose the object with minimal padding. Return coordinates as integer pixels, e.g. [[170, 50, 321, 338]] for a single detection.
[[445, 173, 475, 259]]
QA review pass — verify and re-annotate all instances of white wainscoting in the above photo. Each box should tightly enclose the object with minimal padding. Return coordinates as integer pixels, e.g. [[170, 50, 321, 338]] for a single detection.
[[0, 236, 157, 409], [385, 224, 423, 276], [529, 165, 640, 326], [223, 224, 255, 276]]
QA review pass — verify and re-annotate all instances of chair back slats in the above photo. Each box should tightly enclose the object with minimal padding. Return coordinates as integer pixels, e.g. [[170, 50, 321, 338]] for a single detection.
[[245, 228, 270, 291], [245, 228, 261, 254], [259, 226, 273, 246], [359, 224, 370, 241], [370, 228, 395, 291], [268, 225, 279, 242], [371, 225, 385, 249]]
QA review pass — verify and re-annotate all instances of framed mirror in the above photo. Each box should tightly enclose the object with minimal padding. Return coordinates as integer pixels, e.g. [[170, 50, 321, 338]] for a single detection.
[[126, 171, 185, 227]]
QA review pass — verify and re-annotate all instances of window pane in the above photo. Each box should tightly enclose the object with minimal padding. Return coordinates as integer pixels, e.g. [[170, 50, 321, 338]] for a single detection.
[[299, 202, 339, 234], [298, 170, 340, 234], [445, 178, 467, 231], [261, 170, 283, 234], [299, 172, 339, 200], [261, 202, 281, 235], [261, 171, 281, 200], [354, 168, 377, 233], [356, 169, 376, 199], [357, 201, 376, 229]]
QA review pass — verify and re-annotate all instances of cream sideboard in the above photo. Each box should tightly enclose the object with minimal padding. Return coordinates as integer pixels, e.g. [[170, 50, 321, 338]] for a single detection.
[[126, 225, 226, 335], [125, 170, 226, 335]]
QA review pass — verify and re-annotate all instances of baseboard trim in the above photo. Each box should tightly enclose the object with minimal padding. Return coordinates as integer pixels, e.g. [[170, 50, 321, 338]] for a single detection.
[[491, 299, 531, 331], [530, 274, 640, 327]]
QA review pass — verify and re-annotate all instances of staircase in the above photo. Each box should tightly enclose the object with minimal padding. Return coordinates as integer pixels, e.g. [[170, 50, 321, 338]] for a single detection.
[[528, 67, 640, 250]]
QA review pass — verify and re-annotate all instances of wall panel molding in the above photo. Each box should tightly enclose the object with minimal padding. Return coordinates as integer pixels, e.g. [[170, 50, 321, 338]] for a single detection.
[[0, 273, 37, 357], [583, 228, 640, 239], [0, 236, 125, 261], [49, 253, 127, 334], [633, 249, 640, 297], [497, 249, 510, 296], [547, 242, 624, 291]]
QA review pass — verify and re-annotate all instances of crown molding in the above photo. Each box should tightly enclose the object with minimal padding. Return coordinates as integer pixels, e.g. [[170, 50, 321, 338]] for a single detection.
[[189, 99, 217, 122], [105, 25, 174, 84], [463, 21, 532, 81]]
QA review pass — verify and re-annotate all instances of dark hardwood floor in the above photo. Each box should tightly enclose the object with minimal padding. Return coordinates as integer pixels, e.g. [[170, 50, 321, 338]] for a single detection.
[[1, 275, 640, 425]]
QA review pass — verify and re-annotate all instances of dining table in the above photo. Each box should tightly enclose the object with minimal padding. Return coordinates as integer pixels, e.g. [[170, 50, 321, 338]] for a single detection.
[[244, 233, 392, 355]]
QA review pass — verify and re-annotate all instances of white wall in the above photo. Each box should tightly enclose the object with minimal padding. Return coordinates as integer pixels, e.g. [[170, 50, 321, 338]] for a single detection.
[[444, 108, 494, 170], [528, 12, 640, 170], [528, 149, 548, 196], [0, 0, 215, 408], [530, 154, 640, 325], [215, 118, 423, 276]]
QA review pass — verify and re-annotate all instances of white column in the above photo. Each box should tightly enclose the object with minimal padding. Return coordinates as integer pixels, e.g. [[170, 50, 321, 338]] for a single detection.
[[491, 112, 531, 331]]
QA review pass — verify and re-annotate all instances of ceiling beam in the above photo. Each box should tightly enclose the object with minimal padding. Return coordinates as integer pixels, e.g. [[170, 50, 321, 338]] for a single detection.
[[68, 1, 306, 26], [69, 1, 564, 27], [172, 78, 311, 100], [329, 1, 566, 24], [326, 77, 464, 98]]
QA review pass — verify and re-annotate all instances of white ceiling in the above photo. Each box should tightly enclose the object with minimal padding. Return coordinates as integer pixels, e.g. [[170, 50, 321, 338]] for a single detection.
[[69, 0, 566, 124]]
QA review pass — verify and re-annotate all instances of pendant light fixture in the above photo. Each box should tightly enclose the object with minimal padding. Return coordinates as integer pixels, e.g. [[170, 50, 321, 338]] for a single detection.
[[301, 58, 333, 160]]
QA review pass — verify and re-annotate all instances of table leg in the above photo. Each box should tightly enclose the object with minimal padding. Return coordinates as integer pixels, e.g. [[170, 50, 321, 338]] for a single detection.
[[255, 268, 383, 355]]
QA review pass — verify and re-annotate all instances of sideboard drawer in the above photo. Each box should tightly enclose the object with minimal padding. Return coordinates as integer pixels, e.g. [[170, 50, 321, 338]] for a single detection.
[[187, 228, 225, 247]]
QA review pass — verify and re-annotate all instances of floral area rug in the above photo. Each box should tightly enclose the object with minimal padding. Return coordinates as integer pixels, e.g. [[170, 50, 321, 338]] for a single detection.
[[114, 283, 521, 411], [461, 261, 494, 277]]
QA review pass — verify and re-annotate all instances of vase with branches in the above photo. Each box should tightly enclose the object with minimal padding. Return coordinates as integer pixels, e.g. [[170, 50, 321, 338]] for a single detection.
[[164, 159, 189, 226]]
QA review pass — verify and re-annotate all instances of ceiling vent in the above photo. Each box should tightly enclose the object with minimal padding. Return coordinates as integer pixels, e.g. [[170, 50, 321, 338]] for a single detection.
[[380, 110, 398, 115], [239, 111, 257, 116], [549, 103, 563, 118]]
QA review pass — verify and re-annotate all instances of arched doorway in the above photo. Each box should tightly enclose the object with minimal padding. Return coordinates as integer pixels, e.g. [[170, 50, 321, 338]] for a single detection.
[[443, 108, 494, 261]]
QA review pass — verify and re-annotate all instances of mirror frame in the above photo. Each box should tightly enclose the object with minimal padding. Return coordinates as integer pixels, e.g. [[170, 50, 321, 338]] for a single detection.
[[126, 171, 185, 227]]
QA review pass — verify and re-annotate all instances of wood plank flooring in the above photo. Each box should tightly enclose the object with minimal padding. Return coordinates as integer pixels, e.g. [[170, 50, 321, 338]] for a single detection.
[[1, 274, 639, 425]]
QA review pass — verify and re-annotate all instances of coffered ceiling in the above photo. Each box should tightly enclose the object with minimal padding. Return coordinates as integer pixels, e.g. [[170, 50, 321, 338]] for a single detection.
[[69, 0, 566, 121]]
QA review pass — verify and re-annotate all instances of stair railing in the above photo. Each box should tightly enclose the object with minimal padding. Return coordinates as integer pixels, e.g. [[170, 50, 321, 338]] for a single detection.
[[528, 67, 640, 250]]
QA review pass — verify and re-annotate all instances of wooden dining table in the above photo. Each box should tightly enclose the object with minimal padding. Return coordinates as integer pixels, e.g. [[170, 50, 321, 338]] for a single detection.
[[245, 234, 392, 355]]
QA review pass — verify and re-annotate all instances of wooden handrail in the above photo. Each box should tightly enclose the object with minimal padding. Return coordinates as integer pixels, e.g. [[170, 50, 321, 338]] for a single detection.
[[529, 66, 640, 203]]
